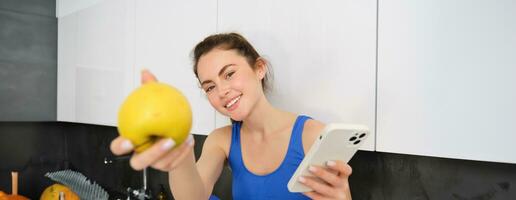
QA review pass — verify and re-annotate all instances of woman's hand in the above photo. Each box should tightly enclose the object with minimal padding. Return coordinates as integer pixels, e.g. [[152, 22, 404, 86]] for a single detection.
[[109, 69, 195, 172], [300, 160, 353, 200]]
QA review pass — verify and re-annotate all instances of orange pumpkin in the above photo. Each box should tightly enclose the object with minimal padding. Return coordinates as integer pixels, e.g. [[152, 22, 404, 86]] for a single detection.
[[0, 191, 29, 200], [40, 184, 79, 200]]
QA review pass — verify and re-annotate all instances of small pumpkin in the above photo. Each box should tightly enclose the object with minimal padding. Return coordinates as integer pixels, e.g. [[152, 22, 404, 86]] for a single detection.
[[40, 184, 79, 200]]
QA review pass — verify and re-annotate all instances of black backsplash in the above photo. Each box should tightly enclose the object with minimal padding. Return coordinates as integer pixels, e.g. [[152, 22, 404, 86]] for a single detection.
[[348, 150, 516, 199], [0, 122, 233, 200], [1, 122, 515, 200], [0, 122, 138, 199]]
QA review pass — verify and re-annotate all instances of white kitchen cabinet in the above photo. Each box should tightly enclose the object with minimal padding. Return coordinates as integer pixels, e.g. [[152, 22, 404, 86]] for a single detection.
[[56, 0, 104, 18], [58, 0, 516, 163], [58, 0, 218, 134], [57, 12, 77, 122], [218, 0, 378, 150], [134, 0, 217, 135], [58, 0, 135, 126], [377, 0, 516, 163]]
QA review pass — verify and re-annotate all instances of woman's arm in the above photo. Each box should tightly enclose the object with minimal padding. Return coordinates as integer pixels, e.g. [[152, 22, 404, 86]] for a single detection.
[[110, 70, 228, 200], [111, 128, 228, 200], [169, 128, 229, 200]]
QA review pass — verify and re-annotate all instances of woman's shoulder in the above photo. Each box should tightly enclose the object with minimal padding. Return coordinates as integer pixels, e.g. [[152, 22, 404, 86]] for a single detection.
[[203, 124, 233, 156], [208, 125, 233, 140], [303, 117, 325, 137], [302, 116, 326, 153]]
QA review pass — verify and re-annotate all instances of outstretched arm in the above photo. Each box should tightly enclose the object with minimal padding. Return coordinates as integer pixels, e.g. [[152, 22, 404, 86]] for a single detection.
[[110, 70, 227, 200]]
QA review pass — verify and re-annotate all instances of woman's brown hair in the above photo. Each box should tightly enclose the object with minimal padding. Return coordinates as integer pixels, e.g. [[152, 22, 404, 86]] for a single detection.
[[192, 32, 271, 93]]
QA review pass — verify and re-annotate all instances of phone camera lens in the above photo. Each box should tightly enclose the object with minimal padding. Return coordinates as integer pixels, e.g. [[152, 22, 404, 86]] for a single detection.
[[354, 140, 361, 145], [359, 133, 366, 138], [349, 136, 357, 141]]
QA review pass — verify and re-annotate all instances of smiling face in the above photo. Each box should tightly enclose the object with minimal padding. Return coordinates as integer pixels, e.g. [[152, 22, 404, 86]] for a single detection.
[[197, 48, 266, 121]]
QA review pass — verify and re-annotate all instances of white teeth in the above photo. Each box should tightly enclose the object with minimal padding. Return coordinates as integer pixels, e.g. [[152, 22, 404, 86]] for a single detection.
[[226, 95, 241, 108]]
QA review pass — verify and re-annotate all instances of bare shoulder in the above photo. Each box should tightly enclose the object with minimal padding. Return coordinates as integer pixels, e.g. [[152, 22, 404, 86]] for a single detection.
[[302, 118, 326, 153], [202, 125, 232, 157], [304, 119, 326, 136]]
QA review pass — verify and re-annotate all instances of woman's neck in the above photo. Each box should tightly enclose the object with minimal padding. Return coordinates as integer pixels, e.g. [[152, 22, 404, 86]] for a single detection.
[[241, 95, 295, 137]]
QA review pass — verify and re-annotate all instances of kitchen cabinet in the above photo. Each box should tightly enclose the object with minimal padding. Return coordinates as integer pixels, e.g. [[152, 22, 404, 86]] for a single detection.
[[57, 0, 516, 163], [56, 0, 104, 18], [58, 0, 217, 134], [134, 0, 217, 135], [377, 0, 516, 163], [57, 0, 134, 126], [217, 0, 378, 150]]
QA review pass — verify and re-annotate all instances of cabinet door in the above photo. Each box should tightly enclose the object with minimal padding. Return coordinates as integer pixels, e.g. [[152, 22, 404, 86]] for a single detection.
[[56, 0, 104, 17], [58, 0, 135, 126], [57, 12, 77, 122], [377, 0, 516, 163], [134, 0, 217, 135], [218, 0, 377, 150]]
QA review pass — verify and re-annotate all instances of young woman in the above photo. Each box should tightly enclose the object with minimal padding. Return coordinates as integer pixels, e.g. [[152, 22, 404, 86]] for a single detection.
[[110, 33, 353, 200]]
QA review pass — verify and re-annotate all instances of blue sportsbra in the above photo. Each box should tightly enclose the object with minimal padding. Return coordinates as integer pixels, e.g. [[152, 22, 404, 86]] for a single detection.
[[228, 115, 312, 200]]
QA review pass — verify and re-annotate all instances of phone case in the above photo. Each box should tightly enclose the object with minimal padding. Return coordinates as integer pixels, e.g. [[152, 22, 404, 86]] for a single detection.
[[287, 123, 369, 193]]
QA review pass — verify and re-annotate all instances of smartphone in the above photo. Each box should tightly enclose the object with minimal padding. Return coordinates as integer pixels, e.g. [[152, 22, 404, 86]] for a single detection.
[[287, 123, 369, 193]]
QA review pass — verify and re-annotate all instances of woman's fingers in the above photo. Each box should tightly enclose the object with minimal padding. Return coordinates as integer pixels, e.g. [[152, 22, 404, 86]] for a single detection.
[[165, 135, 195, 169], [151, 135, 195, 170], [327, 160, 353, 177], [129, 138, 176, 170], [299, 161, 353, 199], [110, 136, 134, 156], [299, 175, 335, 196], [111, 135, 194, 171], [141, 69, 158, 84], [308, 165, 342, 187]]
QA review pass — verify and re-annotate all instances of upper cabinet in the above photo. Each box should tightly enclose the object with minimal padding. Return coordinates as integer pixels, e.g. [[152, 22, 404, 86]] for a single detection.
[[377, 0, 516, 163], [217, 0, 378, 150], [57, 0, 134, 126], [57, 0, 217, 134], [58, 0, 516, 163], [56, 0, 104, 18], [58, 0, 378, 147], [134, 0, 217, 135]]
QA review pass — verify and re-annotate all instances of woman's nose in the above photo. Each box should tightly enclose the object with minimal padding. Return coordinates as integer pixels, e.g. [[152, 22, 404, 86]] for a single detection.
[[217, 84, 230, 97]]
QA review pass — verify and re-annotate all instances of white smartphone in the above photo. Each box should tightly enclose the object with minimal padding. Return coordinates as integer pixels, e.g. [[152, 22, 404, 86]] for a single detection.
[[287, 123, 369, 193]]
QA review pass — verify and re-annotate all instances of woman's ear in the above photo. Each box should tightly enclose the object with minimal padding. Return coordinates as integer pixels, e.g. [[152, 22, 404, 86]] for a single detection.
[[255, 57, 267, 80]]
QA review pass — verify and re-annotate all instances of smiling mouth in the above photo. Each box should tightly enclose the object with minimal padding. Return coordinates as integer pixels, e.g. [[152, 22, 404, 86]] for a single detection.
[[225, 95, 242, 108]]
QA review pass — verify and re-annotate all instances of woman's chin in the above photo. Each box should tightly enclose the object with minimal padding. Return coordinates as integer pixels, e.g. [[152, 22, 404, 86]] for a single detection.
[[229, 115, 243, 122], [229, 112, 247, 122], [217, 107, 246, 122]]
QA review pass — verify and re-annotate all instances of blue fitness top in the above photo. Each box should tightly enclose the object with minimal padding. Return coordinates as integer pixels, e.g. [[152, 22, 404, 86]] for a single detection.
[[228, 115, 312, 200]]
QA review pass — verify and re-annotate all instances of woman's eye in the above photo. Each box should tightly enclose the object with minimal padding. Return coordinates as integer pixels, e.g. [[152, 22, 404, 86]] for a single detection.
[[205, 85, 215, 93], [225, 71, 235, 79]]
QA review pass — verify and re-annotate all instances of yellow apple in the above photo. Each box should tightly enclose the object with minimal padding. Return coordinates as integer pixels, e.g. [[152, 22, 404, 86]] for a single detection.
[[118, 82, 192, 152]]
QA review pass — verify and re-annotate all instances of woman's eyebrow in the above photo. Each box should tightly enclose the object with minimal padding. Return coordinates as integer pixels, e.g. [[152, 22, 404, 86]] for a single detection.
[[200, 64, 235, 86]]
